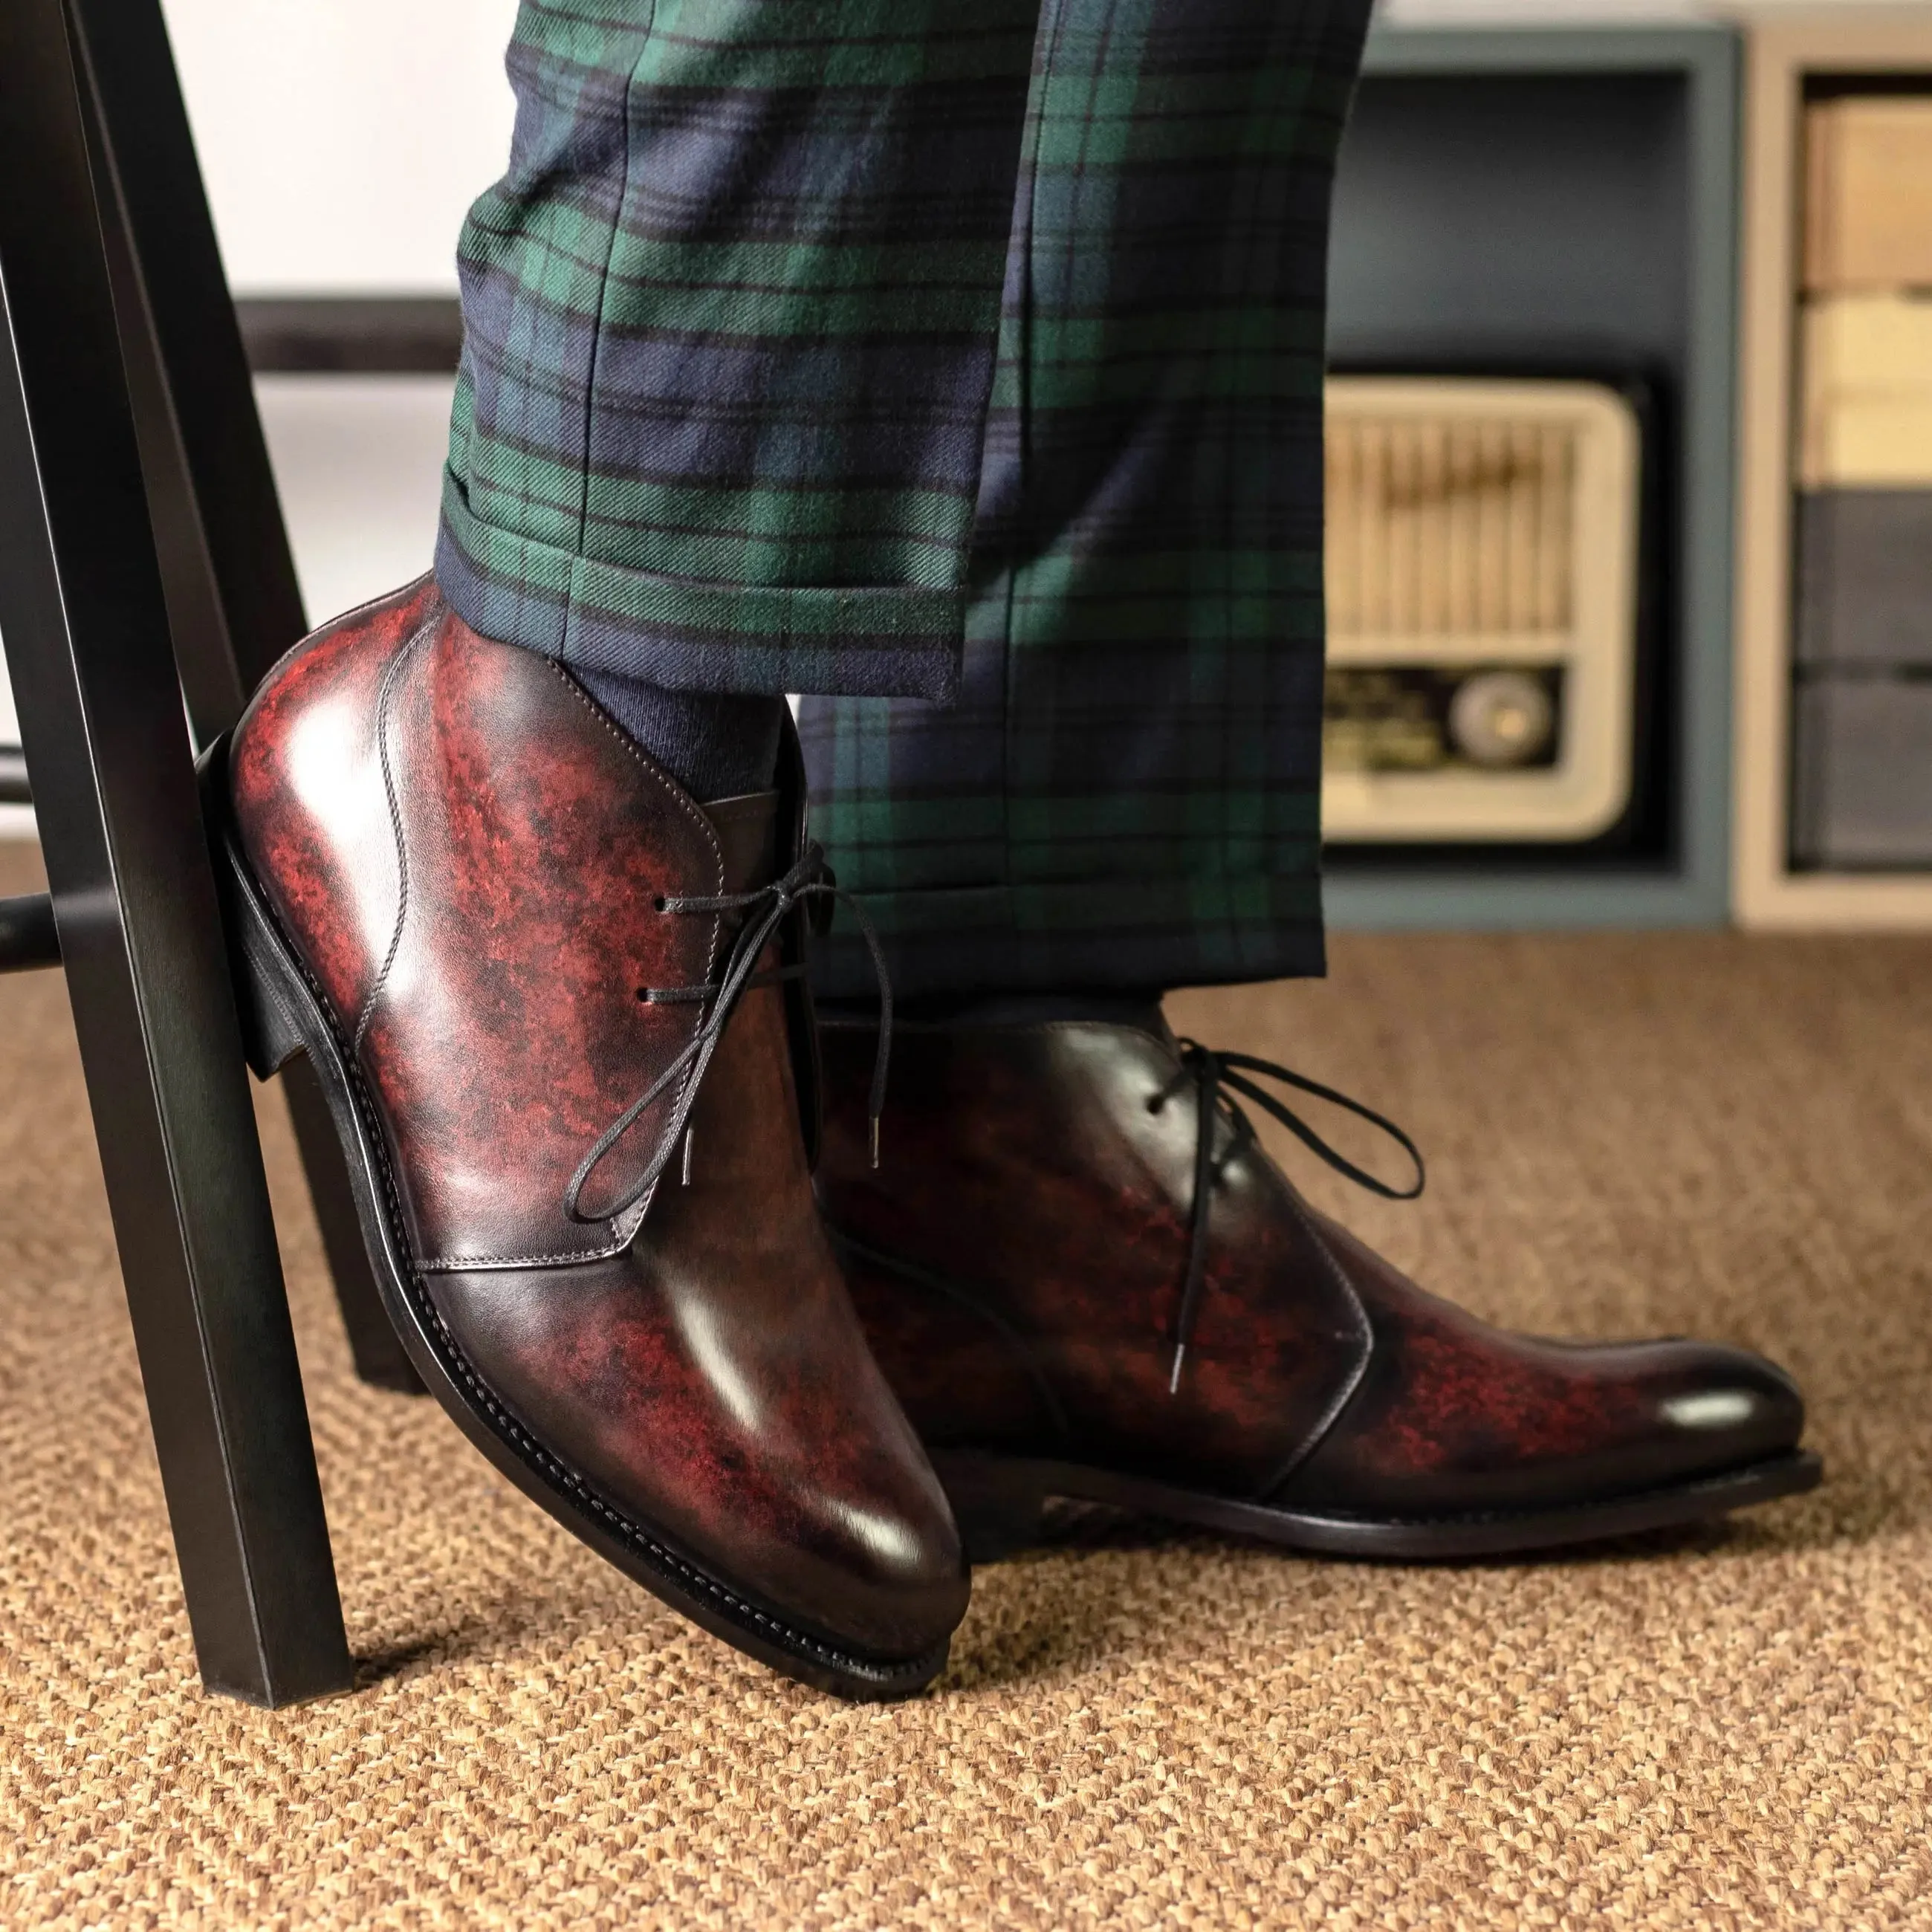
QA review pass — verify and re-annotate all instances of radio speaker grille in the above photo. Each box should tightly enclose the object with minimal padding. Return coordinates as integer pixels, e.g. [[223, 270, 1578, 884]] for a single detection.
[[1326, 417, 1576, 644]]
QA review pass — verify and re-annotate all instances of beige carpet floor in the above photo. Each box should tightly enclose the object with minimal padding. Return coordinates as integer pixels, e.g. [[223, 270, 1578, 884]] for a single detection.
[[2, 841, 1930, 1929]]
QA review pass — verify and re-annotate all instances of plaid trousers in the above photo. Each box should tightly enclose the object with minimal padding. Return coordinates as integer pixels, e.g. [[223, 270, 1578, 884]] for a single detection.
[[437, 0, 1372, 998]]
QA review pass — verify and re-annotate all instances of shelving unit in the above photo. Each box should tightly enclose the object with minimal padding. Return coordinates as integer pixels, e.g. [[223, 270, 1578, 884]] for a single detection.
[[1323, 23, 1741, 930], [1734, 10, 1932, 930]]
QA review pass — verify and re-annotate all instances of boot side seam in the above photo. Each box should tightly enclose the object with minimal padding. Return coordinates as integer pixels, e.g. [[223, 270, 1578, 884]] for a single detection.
[[351, 612, 437, 1054], [546, 661, 730, 1251], [244, 811, 644, 1268], [1251, 1188, 1378, 1504]]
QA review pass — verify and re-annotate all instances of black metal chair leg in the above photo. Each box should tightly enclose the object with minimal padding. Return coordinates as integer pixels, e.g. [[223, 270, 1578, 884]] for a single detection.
[[0, 0, 353, 1706], [64, 0, 424, 1395]]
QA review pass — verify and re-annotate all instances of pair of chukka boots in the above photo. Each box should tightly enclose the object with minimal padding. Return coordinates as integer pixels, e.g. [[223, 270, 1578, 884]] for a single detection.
[[211, 579, 1818, 1697]]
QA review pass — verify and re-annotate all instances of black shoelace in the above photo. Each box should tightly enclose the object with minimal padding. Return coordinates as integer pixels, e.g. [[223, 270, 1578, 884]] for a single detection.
[[1154, 1040, 1426, 1393], [563, 842, 891, 1225]]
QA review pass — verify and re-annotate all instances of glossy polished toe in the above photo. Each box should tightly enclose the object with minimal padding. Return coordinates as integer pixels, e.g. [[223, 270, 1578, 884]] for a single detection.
[[426, 955, 970, 1662], [438, 1264, 968, 1655], [1273, 1211, 1807, 1518]]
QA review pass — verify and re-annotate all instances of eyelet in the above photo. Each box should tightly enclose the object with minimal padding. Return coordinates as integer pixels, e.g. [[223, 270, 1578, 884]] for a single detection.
[[1145, 1095, 1164, 1115], [652, 894, 667, 912]]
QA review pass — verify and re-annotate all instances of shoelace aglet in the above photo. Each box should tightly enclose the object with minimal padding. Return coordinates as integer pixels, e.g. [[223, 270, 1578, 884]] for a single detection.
[[565, 843, 895, 1225], [1168, 1343, 1187, 1395]]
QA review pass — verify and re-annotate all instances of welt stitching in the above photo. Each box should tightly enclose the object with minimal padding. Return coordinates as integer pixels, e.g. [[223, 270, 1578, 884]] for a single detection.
[[985, 1459, 1784, 1534], [1239, 1467, 1789, 1531], [244, 862, 913, 1680]]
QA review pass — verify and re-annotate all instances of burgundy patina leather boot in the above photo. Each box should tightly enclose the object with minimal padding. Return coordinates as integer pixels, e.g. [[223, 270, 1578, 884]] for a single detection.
[[211, 576, 967, 1697], [815, 1014, 1821, 1560]]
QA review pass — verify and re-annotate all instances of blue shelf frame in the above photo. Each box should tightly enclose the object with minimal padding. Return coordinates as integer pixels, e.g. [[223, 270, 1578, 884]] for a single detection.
[[1323, 23, 1740, 930]]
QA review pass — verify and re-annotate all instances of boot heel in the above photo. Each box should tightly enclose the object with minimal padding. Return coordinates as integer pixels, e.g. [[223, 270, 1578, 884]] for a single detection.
[[220, 855, 310, 1080], [198, 741, 306, 1080], [933, 1453, 1048, 1564]]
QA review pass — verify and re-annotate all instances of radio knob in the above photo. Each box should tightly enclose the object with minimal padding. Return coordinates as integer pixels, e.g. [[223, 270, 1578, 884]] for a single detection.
[[1448, 670, 1555, 768]]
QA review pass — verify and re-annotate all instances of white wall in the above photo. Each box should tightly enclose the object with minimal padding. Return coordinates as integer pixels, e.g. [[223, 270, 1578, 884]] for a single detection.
[[161, 0, 516, 618], [0, 0, 519, 831], [162, 0, 521, 293]]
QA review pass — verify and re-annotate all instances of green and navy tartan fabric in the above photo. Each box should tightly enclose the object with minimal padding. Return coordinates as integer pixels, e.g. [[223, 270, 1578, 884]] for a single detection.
[[801, 0, 1369, 995], [441, 0, 1373, 996], [438, 0, 1039, 699]]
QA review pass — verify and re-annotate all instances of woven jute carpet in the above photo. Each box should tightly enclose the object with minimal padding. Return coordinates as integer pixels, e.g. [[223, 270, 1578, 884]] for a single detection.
[[2, 840, 1930, 1931]]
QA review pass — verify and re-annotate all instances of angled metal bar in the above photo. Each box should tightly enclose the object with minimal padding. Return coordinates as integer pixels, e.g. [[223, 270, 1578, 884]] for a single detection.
[[64, 0, 422, 1393], [65, 0, 299, 732], [237, 297, 464, 376], [0, 893, 61, 974], [0, 0, 353, 1705]]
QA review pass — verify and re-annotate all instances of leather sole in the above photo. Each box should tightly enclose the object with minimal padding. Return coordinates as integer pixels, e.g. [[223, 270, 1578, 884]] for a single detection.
[[202, 742, 948, 1702], [932, 1447, 1824, 1565]]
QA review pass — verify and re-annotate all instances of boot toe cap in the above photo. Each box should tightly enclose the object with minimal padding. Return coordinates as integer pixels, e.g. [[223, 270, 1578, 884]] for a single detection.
[[1281, 1320, 1810, 1520], [1639, 1340, 1805, 1474], [757, 1485, 970, 1663]]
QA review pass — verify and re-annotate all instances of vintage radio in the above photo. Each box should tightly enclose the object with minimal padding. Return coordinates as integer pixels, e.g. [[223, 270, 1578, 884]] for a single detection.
[[1321, 377, 1641, 843]]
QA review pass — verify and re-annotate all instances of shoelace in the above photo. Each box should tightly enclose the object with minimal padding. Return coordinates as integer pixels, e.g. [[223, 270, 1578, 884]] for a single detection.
[[563, 842, 891, 1225], [1155, 1040, 1425, 1393]]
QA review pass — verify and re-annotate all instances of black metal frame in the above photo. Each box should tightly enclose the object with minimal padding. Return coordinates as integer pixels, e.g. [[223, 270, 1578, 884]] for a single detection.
[[68, 0, 422, 1398], [237, 296, 464, 375], [0, 0, 422, 1702]]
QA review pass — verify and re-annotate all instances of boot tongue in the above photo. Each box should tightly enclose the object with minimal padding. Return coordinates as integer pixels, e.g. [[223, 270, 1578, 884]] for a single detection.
[[701, 790, 780, 895]]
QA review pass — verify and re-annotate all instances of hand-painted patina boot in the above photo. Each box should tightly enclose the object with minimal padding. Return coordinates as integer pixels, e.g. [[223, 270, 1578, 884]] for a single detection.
[[815, 1011, 1819, 1560], [212, 576, 966, 1697]]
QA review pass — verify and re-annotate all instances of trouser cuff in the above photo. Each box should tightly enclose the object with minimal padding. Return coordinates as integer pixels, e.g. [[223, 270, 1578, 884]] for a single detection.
[[435, 470, 965, 702]]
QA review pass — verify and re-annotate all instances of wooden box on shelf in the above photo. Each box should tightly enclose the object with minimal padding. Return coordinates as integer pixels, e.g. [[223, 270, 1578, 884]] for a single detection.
[[1736, 12, 1932, 927]]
